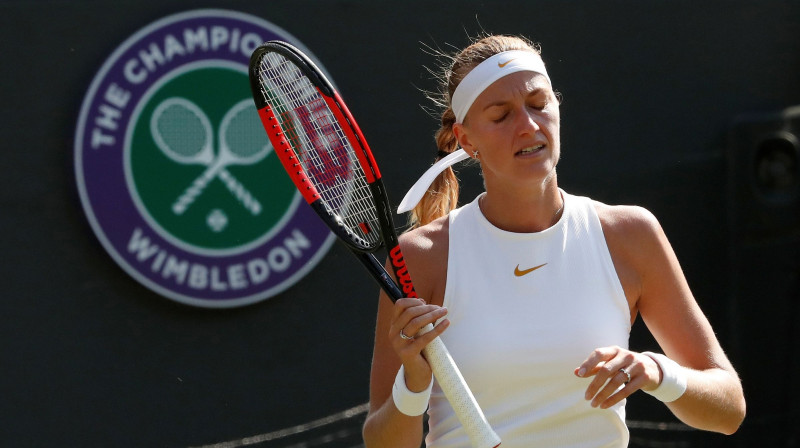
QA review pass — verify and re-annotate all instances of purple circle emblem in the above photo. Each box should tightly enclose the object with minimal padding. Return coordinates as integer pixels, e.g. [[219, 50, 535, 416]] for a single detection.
[[74, 9, 334, 307]]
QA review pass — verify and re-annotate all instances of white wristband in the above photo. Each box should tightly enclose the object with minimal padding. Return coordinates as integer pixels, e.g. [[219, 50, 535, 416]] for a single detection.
[[392, 365, 434, 416], [642, 352, 688, 402]]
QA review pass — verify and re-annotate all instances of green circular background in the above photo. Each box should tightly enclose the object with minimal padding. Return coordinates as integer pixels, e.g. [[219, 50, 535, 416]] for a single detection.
[[130, 66, 296, 250]]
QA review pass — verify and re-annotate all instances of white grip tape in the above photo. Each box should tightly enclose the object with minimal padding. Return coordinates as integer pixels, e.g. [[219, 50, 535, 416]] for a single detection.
[[418, 323, 501, 448]]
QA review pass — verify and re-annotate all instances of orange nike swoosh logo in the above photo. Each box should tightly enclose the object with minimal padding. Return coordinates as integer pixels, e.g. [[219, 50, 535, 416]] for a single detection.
[[498, 59, 515, 68], [514, 263, 547, 277]]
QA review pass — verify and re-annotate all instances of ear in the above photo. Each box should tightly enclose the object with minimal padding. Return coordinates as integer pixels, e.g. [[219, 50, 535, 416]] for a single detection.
[[452, 123, 477, 156]]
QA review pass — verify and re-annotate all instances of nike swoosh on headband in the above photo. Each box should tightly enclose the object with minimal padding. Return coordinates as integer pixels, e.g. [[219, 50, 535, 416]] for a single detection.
[[498, 59, 515, 68], [397, 148, 470, 213]]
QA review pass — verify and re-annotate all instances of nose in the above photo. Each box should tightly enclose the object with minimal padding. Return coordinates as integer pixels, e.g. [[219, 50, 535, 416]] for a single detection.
[[516, 107, 541, 137]]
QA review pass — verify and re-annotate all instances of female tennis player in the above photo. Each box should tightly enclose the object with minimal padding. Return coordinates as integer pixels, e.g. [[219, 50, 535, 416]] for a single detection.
[[362, 34, 745, 447]]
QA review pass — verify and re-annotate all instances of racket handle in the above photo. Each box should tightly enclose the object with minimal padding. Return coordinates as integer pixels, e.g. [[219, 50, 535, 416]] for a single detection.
[[419, 323, 501, 448]]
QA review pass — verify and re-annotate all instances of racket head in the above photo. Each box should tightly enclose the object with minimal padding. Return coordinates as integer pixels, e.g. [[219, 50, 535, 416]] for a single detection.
[[249, 47, 498, 448], [249, 41, 384, 253]]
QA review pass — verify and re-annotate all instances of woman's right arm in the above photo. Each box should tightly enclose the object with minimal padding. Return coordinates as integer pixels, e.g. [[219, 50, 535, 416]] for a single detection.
[[362, 290, 449, 447]]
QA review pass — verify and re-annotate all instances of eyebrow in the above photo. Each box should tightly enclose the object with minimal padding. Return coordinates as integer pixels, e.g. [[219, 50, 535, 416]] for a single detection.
[[481, 87, 547, 111]]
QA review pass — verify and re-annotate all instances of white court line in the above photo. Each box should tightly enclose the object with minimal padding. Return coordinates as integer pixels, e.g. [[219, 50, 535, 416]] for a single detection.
[[281, 427, 364, 448], [190, 403, 369, 448], [626, 420, 694, 431], [190, 400, 692, 448]]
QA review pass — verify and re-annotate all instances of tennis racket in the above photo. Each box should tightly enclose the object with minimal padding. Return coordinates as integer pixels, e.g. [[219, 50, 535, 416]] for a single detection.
[[249, 41, 500, 448]]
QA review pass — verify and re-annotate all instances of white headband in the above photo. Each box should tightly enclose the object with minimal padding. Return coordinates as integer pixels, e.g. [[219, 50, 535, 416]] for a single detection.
[[396, 50, 551, 214], [396, 148, 470, 213], [451, 50, 550, 124]]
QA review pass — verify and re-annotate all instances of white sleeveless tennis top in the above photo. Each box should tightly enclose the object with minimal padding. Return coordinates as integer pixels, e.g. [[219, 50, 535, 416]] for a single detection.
[[425, 191, 631, 447]]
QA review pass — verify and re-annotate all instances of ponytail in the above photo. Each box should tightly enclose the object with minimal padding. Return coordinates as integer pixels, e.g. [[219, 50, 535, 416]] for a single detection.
[[408, 107, 461, 228]]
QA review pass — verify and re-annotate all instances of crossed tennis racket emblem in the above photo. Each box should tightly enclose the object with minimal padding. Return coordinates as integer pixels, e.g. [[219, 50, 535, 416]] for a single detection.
[[150, 97, 271, 216]]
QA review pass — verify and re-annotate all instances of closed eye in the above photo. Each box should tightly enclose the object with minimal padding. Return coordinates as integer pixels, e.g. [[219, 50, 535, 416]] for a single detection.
[[484, 105, 509, 123], [492, 113, 509, 123], [529, 100, 548, 111]]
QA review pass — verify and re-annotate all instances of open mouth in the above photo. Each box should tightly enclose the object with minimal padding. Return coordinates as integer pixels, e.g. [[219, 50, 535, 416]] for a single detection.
[[516, 144, 545, 156]]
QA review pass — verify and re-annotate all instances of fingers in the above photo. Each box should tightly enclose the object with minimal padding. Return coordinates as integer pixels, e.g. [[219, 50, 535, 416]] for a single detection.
[[410, 319, 450, 347], [389, 298, 449, 353], [391, 298, 448, 341], [389, 298, 449, 391], [575, 346, 658, 409]]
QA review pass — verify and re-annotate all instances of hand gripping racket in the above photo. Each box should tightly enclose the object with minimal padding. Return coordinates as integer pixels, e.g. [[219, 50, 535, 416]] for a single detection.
[[249, 41, 500, 448]]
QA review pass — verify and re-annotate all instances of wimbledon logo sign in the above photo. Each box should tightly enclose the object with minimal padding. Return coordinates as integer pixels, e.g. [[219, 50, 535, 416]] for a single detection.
[[74, 9, 335, 307]]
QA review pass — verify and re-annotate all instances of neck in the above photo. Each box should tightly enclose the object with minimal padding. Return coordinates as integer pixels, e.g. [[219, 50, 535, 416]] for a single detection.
[[479, 175, 563, 233]]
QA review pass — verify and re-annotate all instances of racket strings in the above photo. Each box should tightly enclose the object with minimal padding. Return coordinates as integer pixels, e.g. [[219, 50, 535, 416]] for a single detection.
[[257, 53, 381, 248]]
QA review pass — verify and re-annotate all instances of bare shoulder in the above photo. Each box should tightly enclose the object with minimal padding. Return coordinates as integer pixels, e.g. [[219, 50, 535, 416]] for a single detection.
[[397, 216, 450, 305], [399, 215, 449, 253], [594, 200, 673, 265], [593, 200, 668, 259], [593, 201, 671, 313], [594, 201, 662, 238]]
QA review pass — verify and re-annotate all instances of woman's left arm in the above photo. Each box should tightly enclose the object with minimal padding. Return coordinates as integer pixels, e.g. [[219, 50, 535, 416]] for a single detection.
[[578, 205, 746, 435]]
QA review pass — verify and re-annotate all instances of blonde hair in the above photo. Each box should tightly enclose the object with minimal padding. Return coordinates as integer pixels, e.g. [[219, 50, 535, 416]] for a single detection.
[[408, 34, 542, 228]]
